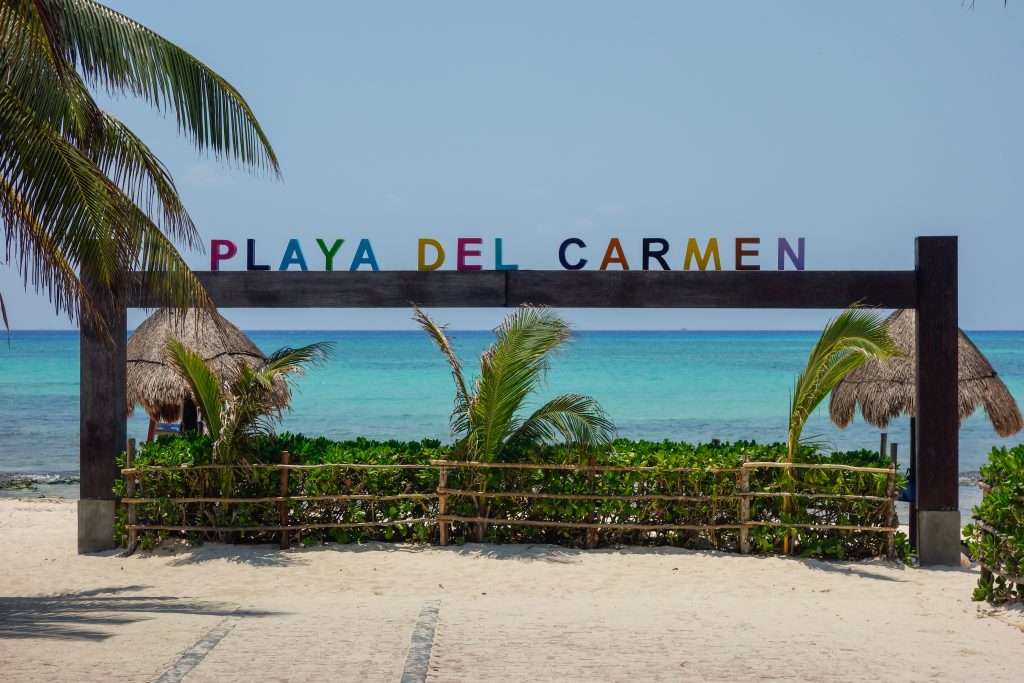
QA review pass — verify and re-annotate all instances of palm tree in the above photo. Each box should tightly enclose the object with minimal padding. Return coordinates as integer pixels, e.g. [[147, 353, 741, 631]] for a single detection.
[[415, 304, 615, 541], [414, 305, 615, 462], [1, 0, 278, 334], [166, 338, 332, 464], [783, 306, 901, 552]]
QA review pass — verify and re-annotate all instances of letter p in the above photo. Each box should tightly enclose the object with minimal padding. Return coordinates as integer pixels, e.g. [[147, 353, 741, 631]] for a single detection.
[[211, 239, 237, 271]]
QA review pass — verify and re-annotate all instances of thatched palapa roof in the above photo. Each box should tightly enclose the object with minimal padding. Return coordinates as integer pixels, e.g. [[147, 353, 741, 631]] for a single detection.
[[829, 309, 1022, 438], [127, 308, 287, 422]]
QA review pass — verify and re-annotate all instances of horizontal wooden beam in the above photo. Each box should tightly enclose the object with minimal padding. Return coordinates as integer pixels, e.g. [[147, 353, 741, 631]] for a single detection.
[[507, 270, 916, 309], [130, 271, 508, 308], [128, 270, 917, 309]]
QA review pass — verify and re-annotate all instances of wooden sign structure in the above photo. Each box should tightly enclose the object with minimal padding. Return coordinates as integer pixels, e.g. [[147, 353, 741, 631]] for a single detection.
[[78, 236, 960, 565]]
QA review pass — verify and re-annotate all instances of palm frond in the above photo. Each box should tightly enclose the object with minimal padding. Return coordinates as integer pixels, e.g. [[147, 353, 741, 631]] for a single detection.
[[95, 111, 199, 248], [1, 85, 214, 331], [50, 0, 279, 172], [504, 393, 616, 460], [0, 0, 71, 79], [0, 0, 277, 333], [166, 337, 332, 463], [262, 342, 335, 376], [165, 337, 224, 445], [413, 305, 471, 442], [417, 305, 610, 465], [470, 306, 571, 460], [0, 172, 106, 331], [787, 307, 901, 461]]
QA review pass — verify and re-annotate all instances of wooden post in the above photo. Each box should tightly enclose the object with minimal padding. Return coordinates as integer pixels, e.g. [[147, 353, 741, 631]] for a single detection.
[[885, 443, 897, 561], [739, 459, 750, 554], [979, 483, 992, 584], [914, 236, 960, 565], [879, 432, 888, 458], [181, 397, 199, 433], [126, 438, 137, 551], [585, 452, 597, 550], [908, 415, 917, 548], [201, 469, 209, 529], [79, 277, 127, 553], [438, 466, 449, 546], [279, 451, 290, 550]]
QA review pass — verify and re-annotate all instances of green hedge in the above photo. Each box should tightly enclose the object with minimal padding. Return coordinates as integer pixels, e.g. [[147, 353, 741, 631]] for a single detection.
[[115, 432, 443, 547], [115, 433, 909, 561], [965, 445, 1024, 604]]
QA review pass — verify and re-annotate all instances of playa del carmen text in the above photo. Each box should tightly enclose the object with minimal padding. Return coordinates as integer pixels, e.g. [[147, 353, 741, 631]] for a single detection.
[[208, 236, 807, 272]]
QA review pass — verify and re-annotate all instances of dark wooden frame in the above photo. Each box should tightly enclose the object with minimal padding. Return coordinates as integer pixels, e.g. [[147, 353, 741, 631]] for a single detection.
[[81, 236, 958, 560]]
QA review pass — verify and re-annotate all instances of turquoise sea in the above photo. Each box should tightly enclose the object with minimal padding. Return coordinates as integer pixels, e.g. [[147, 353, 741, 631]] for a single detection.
[[2, 330, 1023, 519]]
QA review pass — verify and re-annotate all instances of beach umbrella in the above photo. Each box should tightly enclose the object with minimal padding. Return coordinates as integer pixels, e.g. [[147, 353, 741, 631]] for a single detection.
[[127, 308, 287, 424], [829, 309, 1023, 438]]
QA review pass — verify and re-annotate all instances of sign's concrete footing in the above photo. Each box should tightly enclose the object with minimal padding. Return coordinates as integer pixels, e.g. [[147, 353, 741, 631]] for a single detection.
[[916, 509, 961, 566], [78, 499, 116, 554]]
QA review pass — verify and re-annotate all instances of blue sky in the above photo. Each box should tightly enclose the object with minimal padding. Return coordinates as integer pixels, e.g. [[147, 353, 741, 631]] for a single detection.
[[3, 1, 1022, 330]]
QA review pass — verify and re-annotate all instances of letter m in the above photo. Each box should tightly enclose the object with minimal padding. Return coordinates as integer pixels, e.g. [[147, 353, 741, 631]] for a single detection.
[[684, 238, 721, 271]]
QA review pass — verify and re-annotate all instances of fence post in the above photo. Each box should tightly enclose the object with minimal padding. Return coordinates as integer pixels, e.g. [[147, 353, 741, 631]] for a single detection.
[[586, 453, 597, 550], [886, 443, 898, 561], [979, 483, 992, 584], [279, 451, 290, 550], [201, 469, 208, 529], [126, 438, 137, 551], [438, 465, 449, 546], [739, 458, 750, 554]]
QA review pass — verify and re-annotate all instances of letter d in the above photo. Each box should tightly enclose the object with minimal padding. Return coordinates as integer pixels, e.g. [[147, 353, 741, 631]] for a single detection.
[[418, 239, 445, 271]]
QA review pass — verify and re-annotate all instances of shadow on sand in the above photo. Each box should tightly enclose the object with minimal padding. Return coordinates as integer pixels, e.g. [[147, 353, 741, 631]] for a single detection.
[[0, 586, 272, 641], [133, 538, 968, 579], [143, 538, 778, 566], [165, 543, 310, 568], [155, 540, 586, 565], [797, 556, 976, 583]]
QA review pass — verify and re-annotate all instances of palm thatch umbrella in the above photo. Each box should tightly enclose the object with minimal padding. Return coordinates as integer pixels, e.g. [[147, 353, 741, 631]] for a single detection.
[[830, 309, 1023, 438], [127, 308, 287, 426]]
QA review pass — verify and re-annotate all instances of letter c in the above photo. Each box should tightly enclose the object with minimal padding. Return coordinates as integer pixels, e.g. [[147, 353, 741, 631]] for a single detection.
[[559, 238, 587, 270]]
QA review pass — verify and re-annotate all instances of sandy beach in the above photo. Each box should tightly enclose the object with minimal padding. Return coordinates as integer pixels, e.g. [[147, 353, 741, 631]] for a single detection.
[[0, 498, 1021, 682]]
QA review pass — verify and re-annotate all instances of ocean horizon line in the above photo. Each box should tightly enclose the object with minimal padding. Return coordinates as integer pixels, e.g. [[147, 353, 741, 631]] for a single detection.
[[7, 328, 1024, 334]]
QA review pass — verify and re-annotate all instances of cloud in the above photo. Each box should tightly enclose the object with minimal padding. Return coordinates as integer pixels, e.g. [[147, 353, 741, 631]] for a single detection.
[[181, 163, 235, 188], [594, 202, 627, 216]]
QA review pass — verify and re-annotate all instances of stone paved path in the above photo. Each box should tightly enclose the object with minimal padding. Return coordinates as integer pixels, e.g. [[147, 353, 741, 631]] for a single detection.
[[3, 500, 1023, 682]]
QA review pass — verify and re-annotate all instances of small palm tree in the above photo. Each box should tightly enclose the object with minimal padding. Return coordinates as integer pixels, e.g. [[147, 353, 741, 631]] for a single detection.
[[166, 338, 332, 464], [783, 306, 900, 552], [415, 304, 615, 541], [788, 307, 901, 463], [414, 305, 615, 462]]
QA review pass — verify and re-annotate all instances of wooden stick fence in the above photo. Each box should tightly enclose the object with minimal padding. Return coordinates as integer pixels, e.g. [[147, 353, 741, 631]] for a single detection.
[[120, 460, 438, 550], [431, 459, 899, 558], [119, 456, 898, 557]]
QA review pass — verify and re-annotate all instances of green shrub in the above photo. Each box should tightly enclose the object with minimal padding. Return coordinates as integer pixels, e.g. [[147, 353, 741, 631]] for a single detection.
[[115, 432, 443, 548], [965, 445, 1024, 604], [115, 434, 909, 561]]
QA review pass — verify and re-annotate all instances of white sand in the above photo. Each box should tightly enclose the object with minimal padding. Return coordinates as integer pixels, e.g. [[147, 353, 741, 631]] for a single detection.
[[1, 498, 1022, 682]]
